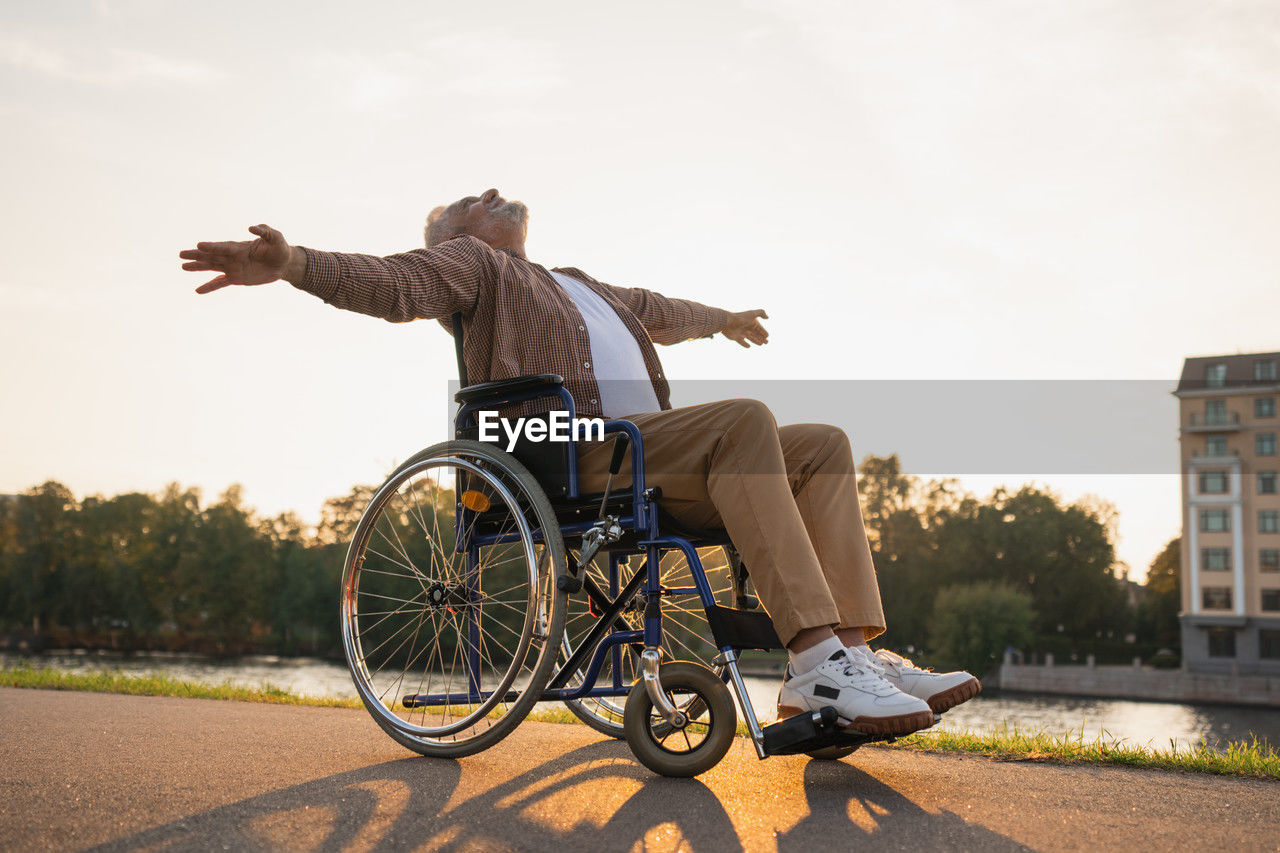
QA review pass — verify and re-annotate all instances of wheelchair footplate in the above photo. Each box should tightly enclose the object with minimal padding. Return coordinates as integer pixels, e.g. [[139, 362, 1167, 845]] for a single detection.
[[761, 706, 883, 756]]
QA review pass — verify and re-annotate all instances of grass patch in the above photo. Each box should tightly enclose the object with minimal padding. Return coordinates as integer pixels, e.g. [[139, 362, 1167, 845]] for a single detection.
[[1, 665, 595, 723], [0, 664, 361, 708], [890, 723, 1280, 780], [6, 666, 1276, 780]]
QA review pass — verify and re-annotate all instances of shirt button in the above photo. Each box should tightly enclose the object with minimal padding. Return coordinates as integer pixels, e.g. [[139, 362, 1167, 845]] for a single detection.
[[590, 398, 598, 405], [584, 362, 591, 368], [578, 326, 585, 331]]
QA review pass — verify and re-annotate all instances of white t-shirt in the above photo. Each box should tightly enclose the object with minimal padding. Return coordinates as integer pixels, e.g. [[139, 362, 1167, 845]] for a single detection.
[[550, 271, 661, 418]]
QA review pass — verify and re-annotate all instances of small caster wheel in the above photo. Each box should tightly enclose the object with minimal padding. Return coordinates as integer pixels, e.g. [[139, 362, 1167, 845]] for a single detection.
[[806, 744, 861, 761], [623, 661, 736, 777]]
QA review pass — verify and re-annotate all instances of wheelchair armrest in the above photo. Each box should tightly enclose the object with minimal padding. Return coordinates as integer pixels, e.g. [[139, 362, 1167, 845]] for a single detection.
[[454, 373, 564, 405]]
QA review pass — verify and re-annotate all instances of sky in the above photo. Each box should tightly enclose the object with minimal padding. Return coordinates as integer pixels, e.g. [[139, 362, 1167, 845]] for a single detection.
[[3, 0, 1279, 582]]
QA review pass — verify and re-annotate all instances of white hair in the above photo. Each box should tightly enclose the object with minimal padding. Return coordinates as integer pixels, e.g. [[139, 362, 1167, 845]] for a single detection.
[[424, 205, 456, 248]]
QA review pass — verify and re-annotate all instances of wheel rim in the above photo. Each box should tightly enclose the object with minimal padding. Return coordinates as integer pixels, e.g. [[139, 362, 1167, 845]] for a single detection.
[[342, 453, 551, 743], [645, 683, 716, 755]]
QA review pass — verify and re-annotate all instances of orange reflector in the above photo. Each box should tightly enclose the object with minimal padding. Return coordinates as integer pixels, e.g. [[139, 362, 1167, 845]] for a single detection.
[[461, 490, 491, 512]]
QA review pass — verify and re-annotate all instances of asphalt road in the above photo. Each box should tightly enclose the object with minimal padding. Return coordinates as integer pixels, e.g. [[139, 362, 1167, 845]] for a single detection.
[[1, 687, 1276, 851]]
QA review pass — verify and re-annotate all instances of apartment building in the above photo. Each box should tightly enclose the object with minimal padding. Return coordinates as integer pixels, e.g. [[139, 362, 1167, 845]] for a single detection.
[[1176, 351, 1280, 673]]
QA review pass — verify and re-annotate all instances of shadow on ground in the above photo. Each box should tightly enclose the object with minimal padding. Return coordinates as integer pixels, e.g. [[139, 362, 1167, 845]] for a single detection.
[[91, 740, 1027, 851], [778, 760, 1028, 851]]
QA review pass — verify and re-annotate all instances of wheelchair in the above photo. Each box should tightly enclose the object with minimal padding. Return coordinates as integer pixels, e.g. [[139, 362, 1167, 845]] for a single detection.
[[339, 315, 891, 777]]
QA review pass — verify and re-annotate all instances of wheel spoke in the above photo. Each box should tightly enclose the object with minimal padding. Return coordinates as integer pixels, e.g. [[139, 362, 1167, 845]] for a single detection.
[[365, 543, 429, 582]]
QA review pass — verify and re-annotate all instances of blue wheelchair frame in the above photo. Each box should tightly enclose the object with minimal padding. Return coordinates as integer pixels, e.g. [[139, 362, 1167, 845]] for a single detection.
[[398, 377, 780, 754]]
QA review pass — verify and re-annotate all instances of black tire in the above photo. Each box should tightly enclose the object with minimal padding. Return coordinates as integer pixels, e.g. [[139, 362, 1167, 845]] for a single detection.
[[342, 440, 567, 758], [623, 661, 736, 777]]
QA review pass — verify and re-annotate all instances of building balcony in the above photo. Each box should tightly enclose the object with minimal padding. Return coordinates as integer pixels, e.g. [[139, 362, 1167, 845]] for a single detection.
[[1185, 412, 1242, 432], [1189, 449, 1240, 461]]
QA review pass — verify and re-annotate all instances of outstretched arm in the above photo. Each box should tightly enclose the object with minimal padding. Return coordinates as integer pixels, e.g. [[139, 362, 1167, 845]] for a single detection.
[[554, 267, 768, 347], [180, 227, 492, 323], [597, 279, 769, 348], [180, 225, 304, 293]]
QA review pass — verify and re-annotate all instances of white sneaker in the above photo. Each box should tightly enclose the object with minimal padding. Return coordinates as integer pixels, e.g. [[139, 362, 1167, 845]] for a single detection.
[[777, 649, 935, 737], [853, 647, 981, 713]]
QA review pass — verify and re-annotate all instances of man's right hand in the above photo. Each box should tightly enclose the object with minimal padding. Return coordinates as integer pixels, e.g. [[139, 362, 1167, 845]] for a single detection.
[[179, 224, 304, 294]]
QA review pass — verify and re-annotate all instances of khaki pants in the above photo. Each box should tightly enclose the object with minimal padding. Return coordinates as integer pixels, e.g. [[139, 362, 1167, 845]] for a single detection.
[[576, 398, 885, 647]]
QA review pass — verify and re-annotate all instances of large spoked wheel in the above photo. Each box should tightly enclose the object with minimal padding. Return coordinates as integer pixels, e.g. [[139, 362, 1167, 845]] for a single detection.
[[342, 440, 567, 759], [560, 546, 734, 738], [623, 661, 737, 778]]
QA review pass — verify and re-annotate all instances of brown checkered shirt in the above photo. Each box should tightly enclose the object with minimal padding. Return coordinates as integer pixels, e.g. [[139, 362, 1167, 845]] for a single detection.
[[293, 236, 729, 418]]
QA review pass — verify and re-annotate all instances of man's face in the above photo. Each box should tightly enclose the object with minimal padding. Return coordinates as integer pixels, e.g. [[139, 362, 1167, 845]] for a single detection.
[[443, 188, 528, 250]]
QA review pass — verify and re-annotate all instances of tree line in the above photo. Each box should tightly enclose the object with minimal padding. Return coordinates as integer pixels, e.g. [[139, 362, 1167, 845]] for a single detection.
[[0, 455, 1181, 671], [0, 481, 373, 656], [859, 455, 1180, 673]]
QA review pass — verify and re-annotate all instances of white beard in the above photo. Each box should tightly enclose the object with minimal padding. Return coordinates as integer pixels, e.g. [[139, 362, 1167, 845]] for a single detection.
[[492, 200, 529, 228]]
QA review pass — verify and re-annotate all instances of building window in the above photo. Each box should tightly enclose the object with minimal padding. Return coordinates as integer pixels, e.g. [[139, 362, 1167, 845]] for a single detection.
[[1200, 509, 1231, 532], [1259, 433, 1278, 456], [1261, 630, 1280, 660], [1256, 360, 1278, 382], [1205, 400, 1227, 425], [1201, 547, 1232, 571], [1260, 472, 1278, 495], [1258, 397, 1277, 419], [1206, 363, 1227, 387], [1207, 627, 1236, 656], [1261, 510, 1279, 534], [1198, 470, 1230, 494], [1263, 589, 1280, 612], [1262, 549, 1280, 572], [1205, 435, 1228, 456], [1202, 587, 1233, 610]]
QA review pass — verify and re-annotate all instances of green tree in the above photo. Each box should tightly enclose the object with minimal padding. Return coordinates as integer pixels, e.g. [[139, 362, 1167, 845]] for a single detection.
[[182, 485, 275, 653], [857, 454, 970, 652], [1138, 537, 1181, 648], [4, 482, 78, 635], [316, 485, 378, 547], [928, 581, 1034, 675], [932, 486, 1130, 642], [857, 454, 915, 551]]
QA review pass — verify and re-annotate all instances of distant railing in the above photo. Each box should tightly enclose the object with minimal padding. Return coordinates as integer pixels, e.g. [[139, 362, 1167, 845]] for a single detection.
[[1189, 412, 1241, 427], [1191, 448, 1239, 458]]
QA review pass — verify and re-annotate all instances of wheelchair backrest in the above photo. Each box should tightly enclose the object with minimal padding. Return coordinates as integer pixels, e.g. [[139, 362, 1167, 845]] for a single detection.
[[449, 312, 572, 497]]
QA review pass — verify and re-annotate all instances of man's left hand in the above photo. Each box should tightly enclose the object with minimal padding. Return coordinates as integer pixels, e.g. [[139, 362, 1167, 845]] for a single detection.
[[722, 309, 769, 348]]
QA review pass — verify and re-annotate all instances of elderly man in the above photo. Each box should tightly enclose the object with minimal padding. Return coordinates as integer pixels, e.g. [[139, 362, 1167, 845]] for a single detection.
[[180, 189, 979, 736]]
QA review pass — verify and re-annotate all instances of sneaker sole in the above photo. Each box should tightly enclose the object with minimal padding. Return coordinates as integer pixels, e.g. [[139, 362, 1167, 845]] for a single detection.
[[777, 705, 936, 737], [926, 677, 982, 713]]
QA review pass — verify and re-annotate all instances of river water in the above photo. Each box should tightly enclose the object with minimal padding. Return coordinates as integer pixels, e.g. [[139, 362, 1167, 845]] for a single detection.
[[7, 650, 1277, 752]]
